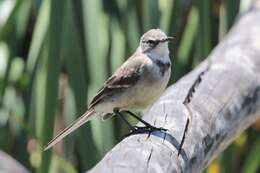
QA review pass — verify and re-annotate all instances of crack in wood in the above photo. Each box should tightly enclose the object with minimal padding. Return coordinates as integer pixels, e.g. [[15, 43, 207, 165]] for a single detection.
[[153, 119, 157, 126], [164, 113, 168, 124], [202, 134, 214, 155], [146, 147, 153, 167], [179, 63, 211, 156], [183, 64, 211, 105]]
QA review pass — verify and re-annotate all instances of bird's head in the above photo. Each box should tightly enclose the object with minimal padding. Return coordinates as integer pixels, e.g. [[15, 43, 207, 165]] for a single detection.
[[139, 29, 173, 56]]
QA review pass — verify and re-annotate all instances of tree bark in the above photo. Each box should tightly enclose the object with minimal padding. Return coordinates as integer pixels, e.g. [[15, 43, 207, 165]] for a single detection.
[[88, 2, 260, 173]]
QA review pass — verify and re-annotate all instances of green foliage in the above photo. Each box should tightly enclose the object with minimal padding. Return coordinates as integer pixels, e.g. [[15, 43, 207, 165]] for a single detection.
[[0, 0, 258, 172]]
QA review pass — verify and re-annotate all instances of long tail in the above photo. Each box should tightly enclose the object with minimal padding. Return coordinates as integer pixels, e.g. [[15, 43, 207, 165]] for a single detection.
[[44, 109, 95, 151]]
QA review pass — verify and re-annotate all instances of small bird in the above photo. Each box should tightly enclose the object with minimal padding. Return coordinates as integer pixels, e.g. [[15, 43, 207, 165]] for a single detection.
[[44, 29, 173, 150]]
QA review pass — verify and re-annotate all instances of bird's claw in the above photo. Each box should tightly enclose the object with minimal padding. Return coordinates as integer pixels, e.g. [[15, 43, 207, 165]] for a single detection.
[[124, 125, 167, 137]]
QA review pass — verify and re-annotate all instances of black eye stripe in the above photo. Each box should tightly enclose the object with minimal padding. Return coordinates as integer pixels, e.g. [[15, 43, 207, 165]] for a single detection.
[[145, 40, 159, 45], [148, 40, 155, 44]]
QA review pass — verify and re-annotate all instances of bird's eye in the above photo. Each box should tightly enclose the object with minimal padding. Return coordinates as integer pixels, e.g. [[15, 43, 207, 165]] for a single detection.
[[147, 40, 155, 45]]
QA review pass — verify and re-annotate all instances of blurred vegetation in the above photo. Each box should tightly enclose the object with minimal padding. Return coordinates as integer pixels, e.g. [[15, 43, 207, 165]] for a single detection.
[[0, 0, 259, 172]]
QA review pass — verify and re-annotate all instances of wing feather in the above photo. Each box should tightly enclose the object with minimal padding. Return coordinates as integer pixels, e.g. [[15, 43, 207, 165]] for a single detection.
[[89, 59, 143, 108]]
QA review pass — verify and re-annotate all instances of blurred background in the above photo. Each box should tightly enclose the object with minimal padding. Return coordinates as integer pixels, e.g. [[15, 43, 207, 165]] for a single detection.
[[0, 0, 259, 172]]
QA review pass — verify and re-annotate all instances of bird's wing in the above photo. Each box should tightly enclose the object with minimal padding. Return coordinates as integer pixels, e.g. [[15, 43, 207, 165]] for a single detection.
[[44, 109, 95, 151], [89, 56, 144, 108], [44, 54, 145, 150]]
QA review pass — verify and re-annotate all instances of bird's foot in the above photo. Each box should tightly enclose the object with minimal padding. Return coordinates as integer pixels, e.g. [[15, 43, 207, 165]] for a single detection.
[[114, 109, 168, 137], [125, 124, 167, 137]]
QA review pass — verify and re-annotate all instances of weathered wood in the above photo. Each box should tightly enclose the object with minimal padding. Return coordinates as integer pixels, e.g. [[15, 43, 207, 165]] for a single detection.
[[0, 150, 30, 173], [88, 2, 260, 173]]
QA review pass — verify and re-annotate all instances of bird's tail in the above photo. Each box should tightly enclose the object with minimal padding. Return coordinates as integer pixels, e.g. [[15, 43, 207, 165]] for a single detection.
[[44, 109, 95, 151]]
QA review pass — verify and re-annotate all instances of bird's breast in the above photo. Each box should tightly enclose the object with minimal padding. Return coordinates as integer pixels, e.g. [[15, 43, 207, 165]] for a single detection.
[[129, 59, 171, 109], [154, 59, 171, 76]]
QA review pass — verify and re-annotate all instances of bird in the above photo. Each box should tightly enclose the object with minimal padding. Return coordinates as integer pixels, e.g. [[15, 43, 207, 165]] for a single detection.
[[44, 29, 173, 151]]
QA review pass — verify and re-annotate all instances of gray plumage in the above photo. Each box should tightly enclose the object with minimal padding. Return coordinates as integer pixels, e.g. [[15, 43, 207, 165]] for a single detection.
[[44, 29, 173, 150]]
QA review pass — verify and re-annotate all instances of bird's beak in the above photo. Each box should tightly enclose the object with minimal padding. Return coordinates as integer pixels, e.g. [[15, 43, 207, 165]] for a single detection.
[[166, 36, 174, 42], [161, 36, 174, 42]]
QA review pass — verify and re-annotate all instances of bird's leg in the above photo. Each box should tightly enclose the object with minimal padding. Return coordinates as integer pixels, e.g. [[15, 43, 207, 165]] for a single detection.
[[113, 109, 152, 135], [178, 117, 190, 156], [114, 109, 167, 136], [123, 110, 154, 128], [121, 110, 167, 136], [113, 109, 136, 131]]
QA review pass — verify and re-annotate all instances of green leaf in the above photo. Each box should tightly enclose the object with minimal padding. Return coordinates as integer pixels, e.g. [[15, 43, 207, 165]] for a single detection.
[[142, 0, 159, 31], [0, 0, 32, 103], [26, 0, 49, 73], [34, 0, 65, 172], [173, 7, 198, 80], [219, 0, 239, 40], [82, 0, 115, 169], [241, 138, 260, 173], [195, 0, 212, 61], [62, 0, 100, 169]]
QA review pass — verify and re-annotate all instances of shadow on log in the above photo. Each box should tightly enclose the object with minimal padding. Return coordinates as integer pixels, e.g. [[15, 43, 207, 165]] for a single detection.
[[88, 2, 260, 173]]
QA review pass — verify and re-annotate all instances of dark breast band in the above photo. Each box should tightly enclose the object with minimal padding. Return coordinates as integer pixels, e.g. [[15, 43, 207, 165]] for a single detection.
[[155, 60, 171, 76]]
